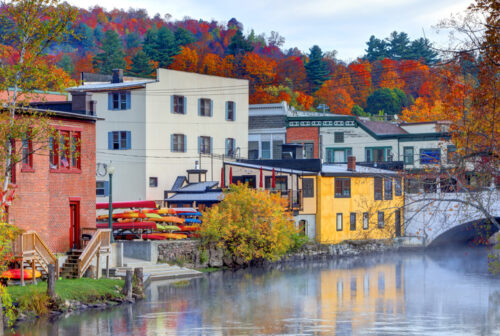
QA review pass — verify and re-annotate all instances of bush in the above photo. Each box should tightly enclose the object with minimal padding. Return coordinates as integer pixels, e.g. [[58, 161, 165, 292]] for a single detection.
[[200, 184, 299, 262], [18, 290, 50, 316]]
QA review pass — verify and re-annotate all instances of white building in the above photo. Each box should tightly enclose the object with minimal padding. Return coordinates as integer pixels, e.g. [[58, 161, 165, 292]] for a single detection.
[[70, 69, 249, 202]]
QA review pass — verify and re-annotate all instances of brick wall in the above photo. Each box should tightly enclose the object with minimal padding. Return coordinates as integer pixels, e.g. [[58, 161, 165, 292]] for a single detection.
[[287, 127, 320, 159], [10, 117, 96, 252]]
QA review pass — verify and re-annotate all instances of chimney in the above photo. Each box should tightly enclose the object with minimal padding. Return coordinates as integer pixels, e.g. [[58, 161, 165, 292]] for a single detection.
[[112, 69, 123, 83], [347, 156, 356, 171], [71, 91, 93, 114]]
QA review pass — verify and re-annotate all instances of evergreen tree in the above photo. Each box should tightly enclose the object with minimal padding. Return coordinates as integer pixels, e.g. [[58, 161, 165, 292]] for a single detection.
[[125, 32, 141, 50], [305, 45, 329, 93], [143, 27, 179, 68], [57, 54, 74, 75], [386, 31, 410, 60], [127, 50, 154, 77], [365, 35, 389, 61], [74, 23, 95, 52], [228, 30, 253, 55], [92, 29, 126, 74], [409, 37, 439, 64], [93, 24, 104, 43], [366, 87, 408, 116], [174, 28, 195, 47], [352, 104, 369, 116]]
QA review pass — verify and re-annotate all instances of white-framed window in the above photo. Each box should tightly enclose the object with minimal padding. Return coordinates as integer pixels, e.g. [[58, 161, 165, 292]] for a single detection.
[[171, 134, 186, 152], [225, 138, 236, 157], [363, 212, 369, 230], [198, 136, 212, 154], [172, 95, 186, 114], [198, 98, 212, 116], [108, 92, 130, 110], [336, 213, 343, 231], [226, 101, 235, 121]]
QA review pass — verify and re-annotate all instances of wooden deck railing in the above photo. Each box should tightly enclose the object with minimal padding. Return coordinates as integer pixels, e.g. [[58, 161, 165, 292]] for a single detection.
[[14, 231, 59, 279], [271, 189, 303, 211], [77, 229, 111, 278]]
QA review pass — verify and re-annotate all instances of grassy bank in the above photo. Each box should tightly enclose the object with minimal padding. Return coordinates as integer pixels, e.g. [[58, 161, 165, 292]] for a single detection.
[[7, 278, 124, 306]]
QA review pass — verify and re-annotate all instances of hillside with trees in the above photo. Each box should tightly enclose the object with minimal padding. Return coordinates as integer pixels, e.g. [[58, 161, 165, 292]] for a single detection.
[[0, 3, 468, 118]]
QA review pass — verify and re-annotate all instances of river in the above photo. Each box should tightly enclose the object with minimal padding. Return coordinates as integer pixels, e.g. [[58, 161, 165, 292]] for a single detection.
[[10, 247, 500, 335]]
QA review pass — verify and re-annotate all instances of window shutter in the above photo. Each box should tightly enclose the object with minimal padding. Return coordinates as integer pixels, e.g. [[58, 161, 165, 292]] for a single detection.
[[225, 101, 228, 120], [125, 131, 131, 149], [108, 93, 113, 110], [183, 135, 187, 152], [225, 138, 229, 155], [233, 101, 236, 121], [210, 99, 213, 117], [197, 136, 201, 153], [126, 92, 131, 109], [198, 99, 201, 116], [103, 181, 109, 197], [108, 132, 113, 150], [183, 96, 187, 114], [170, 96, 174, 113], [170, 134, 174, 152], [210, 137, 213, 154]]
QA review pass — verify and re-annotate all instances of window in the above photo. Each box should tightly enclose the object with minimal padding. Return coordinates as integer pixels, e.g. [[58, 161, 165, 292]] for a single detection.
[[302, 178, 314, 198], [172, 95, 186, 114], [265, 176, 287, 191], [405, 178, 421, 194], [363, 212, 369, 230], [232, 175, 256, 188], [403, 147, 414, 165], [96, 181, 109, 196], [420, 148, 441, 164], [248, 141, 259, 160], [336, 213, 343, 231], [108, 91, 130, 110], [447, 145, 456, 164], [334, 132, 344, 143], [149, 177, 158, 188], [377, 211, 385, 228], [441, 178, 457, 193], [261, 141, 271, 159], [225, 138, 236, 157], [50, 130, 82, 171], [384, 178, 393, 200], [304, 143, 314, 159], [226, 101, 235, 121], [350, 213, 356, 231], [21, 137, 33, 169], [326, 148, 352, 163], [394, 177, 402, 196], [198, 136, 212, 154], [108, 131, 131, 150], [374, 177, 383, 200], [171, 134, 186, 152], [198, 98, 212, 116], [423, 178, 437, 193], [366, 147, 391, 162], [335, 178, 351, 198]]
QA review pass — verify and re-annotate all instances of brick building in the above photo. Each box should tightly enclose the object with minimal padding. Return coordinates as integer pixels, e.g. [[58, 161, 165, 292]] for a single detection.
[[8, 96, 98, 252]]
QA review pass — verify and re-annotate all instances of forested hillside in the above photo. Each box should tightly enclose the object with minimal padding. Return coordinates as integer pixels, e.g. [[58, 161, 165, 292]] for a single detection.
[[0, 4, 458, 119]]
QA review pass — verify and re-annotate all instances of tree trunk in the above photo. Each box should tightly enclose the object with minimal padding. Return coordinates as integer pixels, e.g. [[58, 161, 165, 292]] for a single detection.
[[122, 269, 133, 300], [47, 264, 56, 300]]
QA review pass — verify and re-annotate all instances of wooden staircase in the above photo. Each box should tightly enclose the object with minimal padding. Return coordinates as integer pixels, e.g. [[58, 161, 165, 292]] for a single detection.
[[60, 250, 83, 279]]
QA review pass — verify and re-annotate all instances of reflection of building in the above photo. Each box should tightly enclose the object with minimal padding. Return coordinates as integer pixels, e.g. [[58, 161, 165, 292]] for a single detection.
[[320, 263, 405, 334]]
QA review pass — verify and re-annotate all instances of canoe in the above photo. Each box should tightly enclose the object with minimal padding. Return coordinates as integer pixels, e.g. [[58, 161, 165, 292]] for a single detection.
[[153, 233, 188, 239], [1, 269, 42, 280], [96, 200, 157, 210], [96, 222, 157, 230], [183, 218, 201, 224], [176, 225, 201, 232], [98, 212, 162, 220], [156, 224, 181, 231], [177, 212, 202, 217], [171, 208, 197, 214], [157, 208, 177, 215], [149, 216, 184, 224]]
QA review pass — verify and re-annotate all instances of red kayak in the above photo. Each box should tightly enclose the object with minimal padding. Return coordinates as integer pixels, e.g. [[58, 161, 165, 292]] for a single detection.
[[177, 225, 201, 232], [96, 222, 157, 230]]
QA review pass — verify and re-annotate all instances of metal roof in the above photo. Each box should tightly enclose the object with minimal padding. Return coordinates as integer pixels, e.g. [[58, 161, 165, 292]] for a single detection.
[[166, 191, 224, 203], [227, 161, 316, 175], [179, 181, 219, 192], [321, 164, 398, 176], [357, 119, 408, 135], [170, 176, 187, 191], [68, 80, 155, 92]]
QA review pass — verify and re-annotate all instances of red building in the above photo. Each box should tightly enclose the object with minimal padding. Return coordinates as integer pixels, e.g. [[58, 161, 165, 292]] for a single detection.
[[8, 94, 97, 252]]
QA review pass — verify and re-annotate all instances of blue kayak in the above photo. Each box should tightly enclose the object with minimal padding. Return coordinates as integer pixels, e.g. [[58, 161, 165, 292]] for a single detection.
[[177, 212, 202, 217], [184, 218, 202, 224]]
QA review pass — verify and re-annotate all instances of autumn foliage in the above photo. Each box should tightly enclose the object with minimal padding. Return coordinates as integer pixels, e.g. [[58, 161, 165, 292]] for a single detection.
[[200, 184, 301, 262]]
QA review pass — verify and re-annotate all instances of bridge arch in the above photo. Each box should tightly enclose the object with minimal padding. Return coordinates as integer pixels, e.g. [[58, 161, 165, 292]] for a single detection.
[[427, 217, 500, 248]]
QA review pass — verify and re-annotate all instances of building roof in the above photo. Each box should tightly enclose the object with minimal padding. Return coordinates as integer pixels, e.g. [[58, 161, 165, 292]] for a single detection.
[[249, 115, 286, 130], [239, 159, 322, 172], [249, 101, 289, 116], [358, 119, 408, 135], [170, 176, 187, 191], [321, 164, 398, 177], [227, 161, 317, 175], [179, 181, 219, 192], [68, 80, 155, 92], [166, 191, 223, 203]]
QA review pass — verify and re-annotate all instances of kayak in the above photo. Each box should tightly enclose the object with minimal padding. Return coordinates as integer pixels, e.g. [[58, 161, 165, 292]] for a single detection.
[[1, 269, 42, 280], [153, 233, 188, 239], [177, 225, 201, 232], [96, 222, 157, 230], [177, 212, 202, 217], [142, 234, 168, 240], [184, 218, 201, 224], [156, 224, 181, 231], [149, 216, 184, 224], [157, 208, 177, 215], [97, 212, 162, 220], [96, 200, 157, 210]]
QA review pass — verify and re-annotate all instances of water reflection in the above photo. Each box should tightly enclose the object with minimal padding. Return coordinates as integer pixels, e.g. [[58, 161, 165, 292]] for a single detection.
[[9, 249, 500, 335]]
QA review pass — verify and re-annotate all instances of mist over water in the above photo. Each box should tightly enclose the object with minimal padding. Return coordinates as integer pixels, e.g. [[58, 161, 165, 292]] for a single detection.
[[10, 247, 500, 335]]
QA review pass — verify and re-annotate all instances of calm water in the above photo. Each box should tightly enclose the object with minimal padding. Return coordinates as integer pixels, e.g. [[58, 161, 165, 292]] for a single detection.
[[10, 248, 500, 335]]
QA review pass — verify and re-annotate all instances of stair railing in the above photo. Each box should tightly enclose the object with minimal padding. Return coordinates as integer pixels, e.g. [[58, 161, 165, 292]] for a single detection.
[[77, 229, 112, 278], [14, 231, 59, 284]]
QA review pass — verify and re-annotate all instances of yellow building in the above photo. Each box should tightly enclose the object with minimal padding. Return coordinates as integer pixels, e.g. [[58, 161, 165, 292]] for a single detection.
[[316, 160, 404, 244]]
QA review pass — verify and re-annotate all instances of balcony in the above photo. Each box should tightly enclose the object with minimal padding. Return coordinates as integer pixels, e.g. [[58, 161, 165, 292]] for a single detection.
[[270, 189, 303, 212]]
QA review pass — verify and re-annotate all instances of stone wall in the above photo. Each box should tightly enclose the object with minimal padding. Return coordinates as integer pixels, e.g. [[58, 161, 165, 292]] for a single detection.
[[157, 240, 205, 268]]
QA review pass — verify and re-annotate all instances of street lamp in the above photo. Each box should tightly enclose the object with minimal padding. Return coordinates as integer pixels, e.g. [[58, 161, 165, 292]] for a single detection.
[[108, 165, 115, 243]]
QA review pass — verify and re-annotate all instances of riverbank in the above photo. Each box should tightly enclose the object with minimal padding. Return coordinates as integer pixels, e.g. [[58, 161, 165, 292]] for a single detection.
[[5, 278, 128, 325]]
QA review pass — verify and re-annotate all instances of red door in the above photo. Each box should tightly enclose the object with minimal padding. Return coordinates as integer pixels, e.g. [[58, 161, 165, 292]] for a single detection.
[[70, 201, 80, 249]]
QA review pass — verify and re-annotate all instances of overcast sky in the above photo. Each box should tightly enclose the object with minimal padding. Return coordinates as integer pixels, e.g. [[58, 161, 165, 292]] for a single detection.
[[68, 0, 471, 61]]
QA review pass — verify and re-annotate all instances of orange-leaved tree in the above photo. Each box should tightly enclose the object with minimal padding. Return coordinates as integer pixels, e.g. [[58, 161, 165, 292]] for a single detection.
[[200, 184, 301, 263]]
